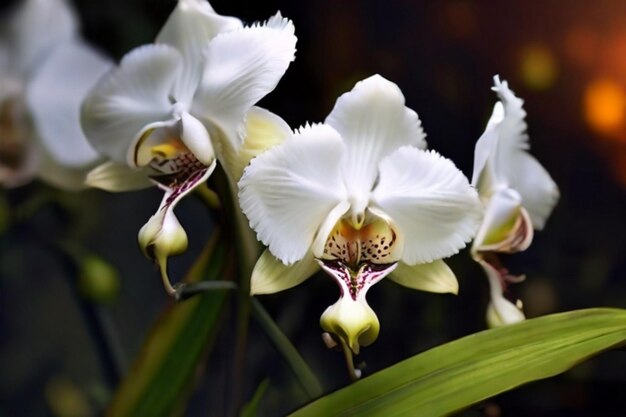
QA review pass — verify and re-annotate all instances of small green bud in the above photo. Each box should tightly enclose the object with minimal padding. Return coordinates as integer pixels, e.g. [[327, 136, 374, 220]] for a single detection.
[[78, 255, 120, 304]]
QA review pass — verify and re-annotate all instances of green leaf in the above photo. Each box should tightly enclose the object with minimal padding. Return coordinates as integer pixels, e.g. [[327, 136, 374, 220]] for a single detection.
[[239, 379, 270, 417], [106, 229, 233, 417], [291, 308, 626, 417]]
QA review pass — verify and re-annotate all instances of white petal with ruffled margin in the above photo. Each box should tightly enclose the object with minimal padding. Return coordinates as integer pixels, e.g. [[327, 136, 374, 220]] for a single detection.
[[473, 76, 559, 229], [156, 0, 242, 105], [389, 260, 459, 294], [250, 249, 319, 295], [372, 146, 482, 265], [81, 44, 182, 164], [193, 12, 296, 148], [471, 102, 502, 189], [86, 161, 153, 191], [325, 74, 426, 202], [26, 40, 111, 167], [9, 0, 77, 75], [499, 149, 559, 230], [239, 123, 347, 265]]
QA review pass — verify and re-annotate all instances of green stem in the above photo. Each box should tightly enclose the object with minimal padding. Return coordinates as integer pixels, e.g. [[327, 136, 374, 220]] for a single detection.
[[339, 338, 361, 382], [251, 298, 324, 399], [210, 166, 257, 416], [174, 280, 238, 301]]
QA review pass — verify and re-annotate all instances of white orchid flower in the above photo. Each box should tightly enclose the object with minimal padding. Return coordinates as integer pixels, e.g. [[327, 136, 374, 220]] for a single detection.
[[0, 0, 110, 189], [471, 76, 559, 327], [80, 0, 297, 294], [239, 75, 483, 353]]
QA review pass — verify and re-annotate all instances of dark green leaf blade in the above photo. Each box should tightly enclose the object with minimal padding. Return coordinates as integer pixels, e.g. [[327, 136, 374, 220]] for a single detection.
[[291, 308, 626, 417], [106, 229, 233, 417]]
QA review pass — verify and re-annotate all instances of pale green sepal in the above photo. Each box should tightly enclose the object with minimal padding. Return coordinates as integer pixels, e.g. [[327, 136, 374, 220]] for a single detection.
[[250, 249, 318, 295], [320, 296, 379, 354], [389, 260, 459, 295], [85, 160, 153, 191], [233, 106, 291, 180]]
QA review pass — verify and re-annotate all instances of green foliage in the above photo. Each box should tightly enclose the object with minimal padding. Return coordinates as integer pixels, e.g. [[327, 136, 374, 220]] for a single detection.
[[239, 379, 270, 417], [291, 308, 626, 417], [106, 230, 233, 417]]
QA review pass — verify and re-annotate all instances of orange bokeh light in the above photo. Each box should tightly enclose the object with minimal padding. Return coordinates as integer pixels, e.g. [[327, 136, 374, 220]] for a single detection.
[[583, 78, 626, 135]]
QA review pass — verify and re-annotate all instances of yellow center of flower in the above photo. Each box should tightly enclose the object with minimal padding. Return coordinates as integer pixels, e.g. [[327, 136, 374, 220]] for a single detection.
[[322, 218, 398, 269]]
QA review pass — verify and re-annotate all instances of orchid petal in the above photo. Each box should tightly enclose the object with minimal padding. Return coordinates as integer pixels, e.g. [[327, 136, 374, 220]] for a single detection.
[[193, 12, 296, 148], [311, 200, 351, 258], [471, 102, 502, 189], [25, 40, 111, 168], [372, 146, 482, 265], [86, 161, 153, 192], [9, 0, 77, 75], [239, 123, 346, 265], [156, 0, 242, 105], [81, 44, 182, 165], [389, 260, 459, 294], [473, 76, 559, 229], [325, 74, 426, 202], [501, 150, 559, 230], [250, 249, 319, 295], [179, 111, 214, 165]]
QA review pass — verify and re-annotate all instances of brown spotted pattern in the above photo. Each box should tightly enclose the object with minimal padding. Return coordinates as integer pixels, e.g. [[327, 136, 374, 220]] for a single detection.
[[323, 219, 398, 268]]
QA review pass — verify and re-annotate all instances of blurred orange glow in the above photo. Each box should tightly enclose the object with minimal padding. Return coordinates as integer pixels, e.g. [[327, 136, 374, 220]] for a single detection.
[[604, 31, 626, 75], [519, 44, 558, 91], [583, 78, 626, 135], [564, 26, 598, 68]]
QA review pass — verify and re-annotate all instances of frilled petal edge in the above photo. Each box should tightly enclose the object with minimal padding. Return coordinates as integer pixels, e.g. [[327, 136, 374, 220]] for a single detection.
[[372, 146, 482, 265], [238, 123, 346, 265]]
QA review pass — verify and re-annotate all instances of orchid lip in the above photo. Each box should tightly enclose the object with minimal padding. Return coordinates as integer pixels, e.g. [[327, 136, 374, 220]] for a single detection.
[[318, 259, 397, 301]]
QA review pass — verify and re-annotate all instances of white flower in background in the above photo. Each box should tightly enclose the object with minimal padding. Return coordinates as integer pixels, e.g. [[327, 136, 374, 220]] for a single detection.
[[0, 0, 111, 189], [471, 76, 559, 327], [80, 0, 297, 294], [239, 75, 482, 353]]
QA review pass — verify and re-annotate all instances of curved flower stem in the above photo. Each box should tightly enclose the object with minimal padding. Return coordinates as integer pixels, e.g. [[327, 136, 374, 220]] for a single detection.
[[209, 167, 258, 416], [251, 298, 324, 399], [158, 257, 177, 297], [339, 339, 362, 382], [173, 280, 238, 301]]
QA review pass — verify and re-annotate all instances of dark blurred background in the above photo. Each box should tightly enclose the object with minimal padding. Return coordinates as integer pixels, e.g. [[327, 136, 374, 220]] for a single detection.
[[2, 0, 626, 416]]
